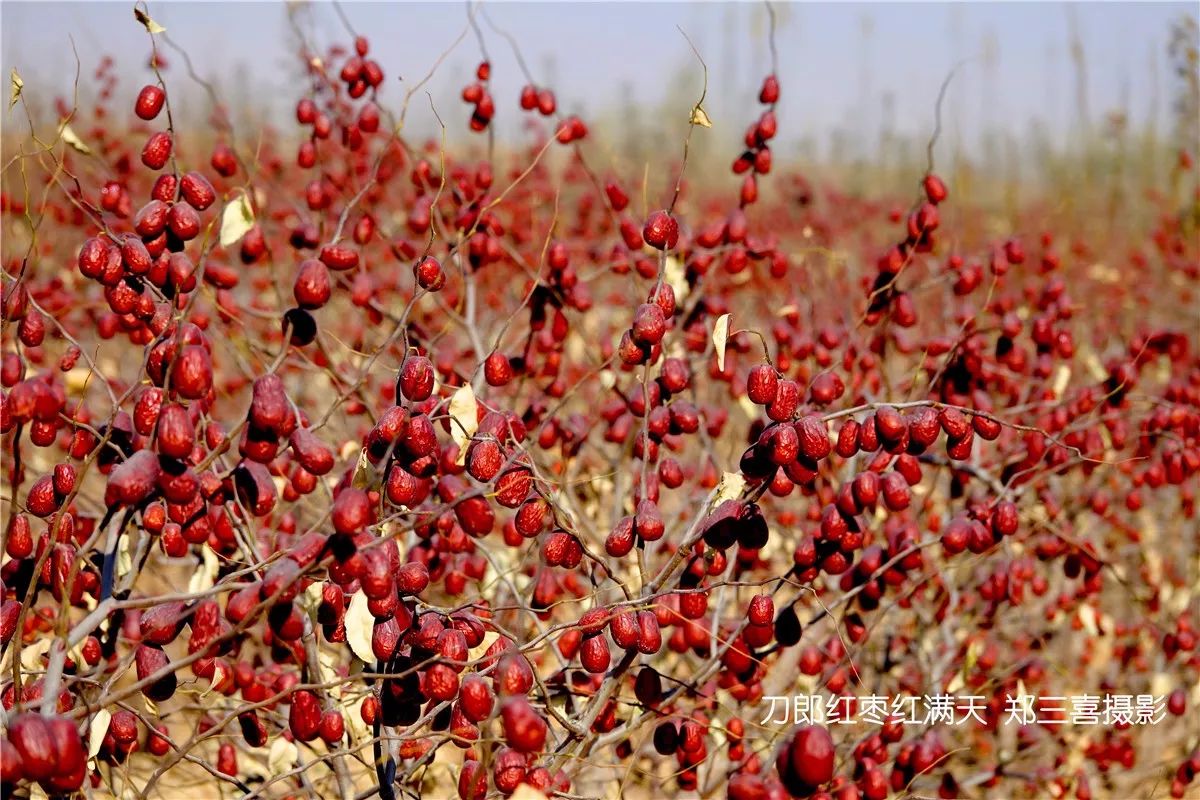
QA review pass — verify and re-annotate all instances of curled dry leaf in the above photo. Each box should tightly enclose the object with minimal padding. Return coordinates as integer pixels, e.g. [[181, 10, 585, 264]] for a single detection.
[[134, 7, 166, 34], [344, 590, 375, 663], [449, 382, 479, 465], [87, 708, 111, 760], [58, 122, 92, 155], [219, 192, 254, 248], [267, 736, 297, 775], [663, 254, 688, 303], [712, 471, 746, 506], [186, 545, 219, 595], [712, 313, 730, 371], [10, 68, 22, 110], [689, 103, 712, 128]]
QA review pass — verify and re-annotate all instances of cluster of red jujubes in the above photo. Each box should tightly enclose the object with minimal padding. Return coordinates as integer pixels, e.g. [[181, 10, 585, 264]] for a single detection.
[[1, 10, 1198, 800], [462, 61, 495, 132]]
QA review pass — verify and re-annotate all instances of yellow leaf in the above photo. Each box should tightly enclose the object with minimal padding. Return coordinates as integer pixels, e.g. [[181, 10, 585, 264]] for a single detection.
[[344, 694, 371, 743], [116, 532, 133, 583], [134, 8, 167, 34], [1051, 365, 1071, 399], [712, 313, 730, 371], [318, 645, 341, 700], [449, 383, 479, 465], [1150, 672, 1171, 699], [198, 659, 229, 700], [219, 192, 254, 248], [187, 545, 218, 593], [351, 447, 374, 490], [468, 630, 500, 663], [59, 122, 92, 155], [737, 395, 758, 420], [1078, 604, 1099, 637], [88, 709, 112, 759], [345, 590, 375, 663], [712, 471, 745, 505], [663, 255, 688, 303], [1076, 346, 1106, 382], [267, 737, 297, 775], [964, 639, 981, 673], [689, 104, 712, 128], [298, 580, 324, 617], [10, 68, 23, 111]]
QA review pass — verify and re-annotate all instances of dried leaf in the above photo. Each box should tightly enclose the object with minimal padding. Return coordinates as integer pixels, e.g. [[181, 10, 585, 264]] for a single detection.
[[219, 192, 254, 248], [345, 590, 375, 663], [88, 709, 111, 759], [689, 104, 712, 128], [267, 737, 297, 775], [712, 471, 745, 506], [198, 659, 229, 700], [964, 639, 981, 673], [663, 254, 688, 303], [1051, 365, 1071, 399], [737, 395, 758, 420], [344, 694, 370, 743], [351, 447, 373, 490], [1083, 353, 1107, 381], [468, 630, 500, 663], [59, 122, 92, 155], [1078, 604, 1099, 637], [318, 645, 341, 699], [298, 580, 324, 617], [187, 545, 219, 594], [116, 531, 133, 583], [10, 68, 23, 111], [449, 383, 479, 465], [134, 7, 167, 34], [712, 313, 730, 371]]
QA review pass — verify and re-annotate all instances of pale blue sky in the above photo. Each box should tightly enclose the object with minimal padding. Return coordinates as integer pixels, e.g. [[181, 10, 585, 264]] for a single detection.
[[2, 2, 1195, 160]]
